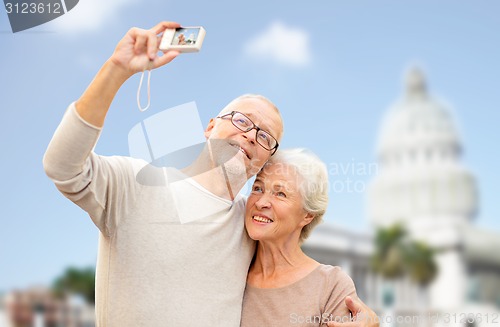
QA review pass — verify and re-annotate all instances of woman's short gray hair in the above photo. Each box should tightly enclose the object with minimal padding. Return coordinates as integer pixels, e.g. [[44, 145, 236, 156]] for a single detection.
[[266, 148, 329, 243]]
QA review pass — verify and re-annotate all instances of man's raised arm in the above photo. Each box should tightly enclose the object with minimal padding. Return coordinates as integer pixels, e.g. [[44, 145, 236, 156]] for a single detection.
[[42, 22, 181, 233], [43, 21, 180, 181], [76, 21, 180, 127]]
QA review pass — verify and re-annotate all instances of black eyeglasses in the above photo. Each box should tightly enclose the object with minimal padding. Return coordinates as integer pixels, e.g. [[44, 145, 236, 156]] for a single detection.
[[217, 111, 279, 155]]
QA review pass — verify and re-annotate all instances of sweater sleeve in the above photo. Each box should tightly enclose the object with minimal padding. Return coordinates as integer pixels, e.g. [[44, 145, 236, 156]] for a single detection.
[[43, 102, 140, 236], [321, 267, 357, 326]]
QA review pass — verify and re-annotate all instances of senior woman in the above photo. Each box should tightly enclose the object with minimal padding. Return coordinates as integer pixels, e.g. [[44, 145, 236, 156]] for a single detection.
[[241, 148, 357, 327]]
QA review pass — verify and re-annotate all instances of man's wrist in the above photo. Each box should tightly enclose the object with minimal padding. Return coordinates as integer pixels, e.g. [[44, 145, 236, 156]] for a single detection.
[[105, 58, 134, 84]]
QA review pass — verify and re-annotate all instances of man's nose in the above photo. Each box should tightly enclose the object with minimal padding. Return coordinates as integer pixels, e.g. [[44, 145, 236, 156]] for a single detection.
[[242, 129, 256, 144]]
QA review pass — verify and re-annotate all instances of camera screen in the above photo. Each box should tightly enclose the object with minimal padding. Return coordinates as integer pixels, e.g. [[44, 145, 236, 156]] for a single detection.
[[172, 28, 201, 46]]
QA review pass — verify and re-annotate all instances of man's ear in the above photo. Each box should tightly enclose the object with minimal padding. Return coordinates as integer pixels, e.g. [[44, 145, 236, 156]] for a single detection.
[[204, 118, 215, 139]]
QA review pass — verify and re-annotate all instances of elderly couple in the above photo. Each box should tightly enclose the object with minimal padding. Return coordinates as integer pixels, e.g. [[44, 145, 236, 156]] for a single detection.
[[43, 21, 379, 327]]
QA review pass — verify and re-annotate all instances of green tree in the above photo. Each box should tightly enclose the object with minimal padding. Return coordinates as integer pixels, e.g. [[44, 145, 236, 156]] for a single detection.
[[371, 223, 437, 286], [52, 266, 96, 304], [403, 240, 437, 286]]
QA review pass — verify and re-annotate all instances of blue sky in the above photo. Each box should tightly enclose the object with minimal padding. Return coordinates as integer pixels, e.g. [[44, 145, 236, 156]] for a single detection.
[[1, 0, 499, 292]]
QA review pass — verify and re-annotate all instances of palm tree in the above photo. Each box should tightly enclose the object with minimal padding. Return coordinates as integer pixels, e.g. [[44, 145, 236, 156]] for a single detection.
[[371, 223, 407, 280], [371, 223, 437, 286], [371, 223, 437, 327], [403, 240, 437, 286], [52, 266, 96, 304]]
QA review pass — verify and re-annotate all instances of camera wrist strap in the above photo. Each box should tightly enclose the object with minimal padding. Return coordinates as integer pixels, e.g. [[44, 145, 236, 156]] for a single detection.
[[137, 60, 154, 112]]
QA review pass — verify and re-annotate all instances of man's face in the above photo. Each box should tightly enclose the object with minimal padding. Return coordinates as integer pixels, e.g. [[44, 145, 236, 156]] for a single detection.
[[204, 97, 283, 178]]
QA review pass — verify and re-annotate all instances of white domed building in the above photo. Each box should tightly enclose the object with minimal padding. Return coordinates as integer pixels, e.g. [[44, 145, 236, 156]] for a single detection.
[[303, 68, 500, 326]]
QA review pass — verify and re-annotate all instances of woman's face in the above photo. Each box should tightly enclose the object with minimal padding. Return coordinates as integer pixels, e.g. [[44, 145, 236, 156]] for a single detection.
[[245, 163, 313, 243]]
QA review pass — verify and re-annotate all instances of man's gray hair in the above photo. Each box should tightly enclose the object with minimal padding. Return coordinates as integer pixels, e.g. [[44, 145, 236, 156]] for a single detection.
[[219, 94, 284, 140]]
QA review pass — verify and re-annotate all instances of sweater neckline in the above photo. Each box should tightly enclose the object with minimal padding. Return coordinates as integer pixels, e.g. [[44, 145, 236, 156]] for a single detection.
[[245, 264, 326, 291]]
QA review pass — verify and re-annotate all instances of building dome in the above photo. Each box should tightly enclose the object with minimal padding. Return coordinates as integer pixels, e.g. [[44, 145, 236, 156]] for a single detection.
[[377, 67, 461, 164], [368, 67, 477, 230]]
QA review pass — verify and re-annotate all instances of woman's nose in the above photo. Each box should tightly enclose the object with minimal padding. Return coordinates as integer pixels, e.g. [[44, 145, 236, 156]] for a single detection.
[[255, 194, 271, 209]]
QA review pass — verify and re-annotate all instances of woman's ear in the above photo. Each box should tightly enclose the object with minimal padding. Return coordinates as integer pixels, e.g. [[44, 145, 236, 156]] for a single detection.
[[204, 118, 215, 139], [301, 212, 315, 227]]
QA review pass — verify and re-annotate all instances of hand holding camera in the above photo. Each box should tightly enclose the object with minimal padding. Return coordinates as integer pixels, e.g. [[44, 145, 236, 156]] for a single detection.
[[109, 21, 182, 77], [74, 21, 206, 126]]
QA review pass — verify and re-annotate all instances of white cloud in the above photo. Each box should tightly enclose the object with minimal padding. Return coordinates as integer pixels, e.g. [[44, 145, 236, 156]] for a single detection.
[[51, 0, 139, 33], [243, 21, 311, 67]]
